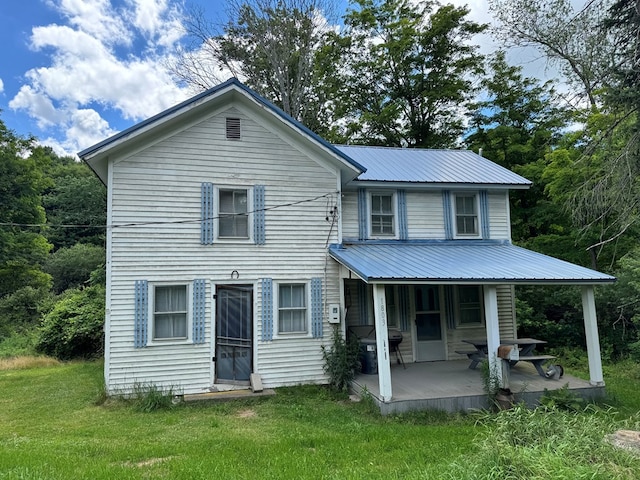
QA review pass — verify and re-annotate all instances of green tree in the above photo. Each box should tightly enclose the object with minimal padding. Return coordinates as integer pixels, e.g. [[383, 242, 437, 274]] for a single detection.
[[172, 0, 336, 131], [44, 243, 105, 294], [323, 0, 486, 147], [42, 152, 106, 250], [466, 52, 572, 249], [488, 0, 617, 108], [0, 118, 52, 298]]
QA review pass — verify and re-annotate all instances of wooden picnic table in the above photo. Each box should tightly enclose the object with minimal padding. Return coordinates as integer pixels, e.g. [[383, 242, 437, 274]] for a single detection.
[[456, 338, 557, 378]]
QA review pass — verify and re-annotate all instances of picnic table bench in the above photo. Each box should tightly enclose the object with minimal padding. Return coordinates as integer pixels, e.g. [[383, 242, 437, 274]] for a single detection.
[[459, 338, 561, 379]]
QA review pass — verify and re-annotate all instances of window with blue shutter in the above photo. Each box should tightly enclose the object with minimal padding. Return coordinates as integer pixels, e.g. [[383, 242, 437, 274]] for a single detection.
[[311, 278, 323, 339], [479, 190, 490, 239], [357, 188, 367, 240], [397, 189, 408, 240], [201, 182, 214, 244], [261, 278, 273, 341], [134, 280, 148, 348], [442, 190, 453, 239], [192, 279, 206, 344], [253, 184, 266, 245]]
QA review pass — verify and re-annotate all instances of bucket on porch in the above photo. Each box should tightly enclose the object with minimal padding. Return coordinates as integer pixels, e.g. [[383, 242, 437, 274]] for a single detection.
[[359, 338, 378, 375], [495, 388, 515, 410]]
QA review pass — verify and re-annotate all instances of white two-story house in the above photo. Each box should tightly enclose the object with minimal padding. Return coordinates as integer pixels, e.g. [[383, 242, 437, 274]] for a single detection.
[[80, 79, 614, 409]]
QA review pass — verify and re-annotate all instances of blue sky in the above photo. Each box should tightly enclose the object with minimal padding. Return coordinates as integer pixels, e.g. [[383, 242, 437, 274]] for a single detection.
[[0, 0, 550, 157]]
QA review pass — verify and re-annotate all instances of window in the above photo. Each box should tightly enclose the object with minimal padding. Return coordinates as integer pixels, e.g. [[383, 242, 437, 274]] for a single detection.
[[455, 194, 479, 236], [278, 283, 307, 333], [385, 285, 398, 328], [371, 193, 394, 236], [219, 188, 248, 238], [457, 285, 483, 326], [154, 285, 188, 339]]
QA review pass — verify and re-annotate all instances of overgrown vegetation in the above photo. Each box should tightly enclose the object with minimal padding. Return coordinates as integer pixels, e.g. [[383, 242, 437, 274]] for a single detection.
[[449, 404, 640, 479], [321, 327, 361, 392], [0, 359, 639, 479]]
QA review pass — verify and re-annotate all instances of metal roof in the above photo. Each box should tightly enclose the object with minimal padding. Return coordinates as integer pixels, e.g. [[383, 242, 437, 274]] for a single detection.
[[328, 241, 616, 285], [334, 145, 532, 187]]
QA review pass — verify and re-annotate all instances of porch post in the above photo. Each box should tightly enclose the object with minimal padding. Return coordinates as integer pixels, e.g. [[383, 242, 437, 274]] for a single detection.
[[372, 283, 392, 402], [483, 285, 503, 386], [582, 286, 605, 386]]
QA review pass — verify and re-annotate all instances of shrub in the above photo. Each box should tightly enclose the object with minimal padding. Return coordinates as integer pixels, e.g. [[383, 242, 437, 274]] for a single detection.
[[36, 285, 105, 360], [321, 327, 361, 392], [0, 286, 55, 341]]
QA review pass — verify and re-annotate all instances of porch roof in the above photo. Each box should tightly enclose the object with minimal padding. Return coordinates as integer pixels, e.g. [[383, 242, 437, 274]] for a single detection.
[[328, 241, 616, 285]]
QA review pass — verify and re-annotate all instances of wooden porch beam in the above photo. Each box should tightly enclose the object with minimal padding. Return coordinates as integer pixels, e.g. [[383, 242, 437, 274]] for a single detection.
[[582, 286, 605, 386], [372, 284, 392, 402]]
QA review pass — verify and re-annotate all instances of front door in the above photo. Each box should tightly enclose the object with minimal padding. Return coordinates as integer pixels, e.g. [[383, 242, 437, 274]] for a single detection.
[[414, 285, 446, 361], [215, 285, 253, 384]]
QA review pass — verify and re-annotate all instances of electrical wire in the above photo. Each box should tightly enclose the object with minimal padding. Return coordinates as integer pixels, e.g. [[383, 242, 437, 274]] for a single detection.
[[0, 191, 339, 231]]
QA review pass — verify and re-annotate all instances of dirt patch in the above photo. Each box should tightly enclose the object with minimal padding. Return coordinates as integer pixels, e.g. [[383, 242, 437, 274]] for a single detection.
[[124, 457, 174, 468], [236, 408, 257, 418]]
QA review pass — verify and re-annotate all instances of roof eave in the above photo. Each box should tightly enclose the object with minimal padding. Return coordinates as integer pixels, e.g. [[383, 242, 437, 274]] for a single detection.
[[347, 180, 532, 190]]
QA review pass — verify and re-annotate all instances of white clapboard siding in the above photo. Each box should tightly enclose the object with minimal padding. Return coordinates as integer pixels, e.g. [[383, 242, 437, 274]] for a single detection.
[[488, 191, 511, 240], [341, 191, 359, 240], [107, 107, 341, 393], [406, 191, 445, 239]]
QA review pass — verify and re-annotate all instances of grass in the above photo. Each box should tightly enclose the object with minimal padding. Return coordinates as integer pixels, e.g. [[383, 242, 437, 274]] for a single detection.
[[0, 358, 639, 479]]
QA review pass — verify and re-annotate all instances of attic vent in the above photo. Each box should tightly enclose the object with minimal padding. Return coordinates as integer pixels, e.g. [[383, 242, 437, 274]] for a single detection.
[[226, 117, 241, 139]]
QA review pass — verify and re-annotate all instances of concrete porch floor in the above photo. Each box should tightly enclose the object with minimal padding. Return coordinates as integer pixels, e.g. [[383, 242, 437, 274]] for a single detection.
[[352, 360, 605, 415]]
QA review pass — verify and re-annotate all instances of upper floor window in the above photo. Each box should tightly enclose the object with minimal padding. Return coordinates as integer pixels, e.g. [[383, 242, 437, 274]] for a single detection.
[[153, 284, 188, 339], [219, 188, 249, 239], [371, 193, 395, 236], [454, 194, 479, 236]]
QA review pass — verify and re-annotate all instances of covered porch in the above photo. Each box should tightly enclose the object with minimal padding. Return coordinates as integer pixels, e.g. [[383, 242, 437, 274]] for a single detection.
[[352, 360, 604, 415], [329, 240, 616, 412]]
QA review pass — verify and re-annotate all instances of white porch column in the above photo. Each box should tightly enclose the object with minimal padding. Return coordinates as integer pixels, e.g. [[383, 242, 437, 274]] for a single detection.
[[483, 285, 503, 386], [582, 286, 605, 386], [372, 284, 392, 402]]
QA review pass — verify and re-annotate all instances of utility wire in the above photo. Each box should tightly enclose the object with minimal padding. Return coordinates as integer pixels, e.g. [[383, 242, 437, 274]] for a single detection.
[[0, 191, 338, 230]]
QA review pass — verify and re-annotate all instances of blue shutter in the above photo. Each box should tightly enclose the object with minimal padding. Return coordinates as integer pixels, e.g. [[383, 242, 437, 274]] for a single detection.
[[479, 190, 490, 239], [311, 278, 323, 338], [397, 189, 408, 240], [358, 281, 368, 325], [253, 184, 266, 245], [357, 188, 367, 240], [134, 280, 148, 348], [445, 285, 456, 329], [261, 278, 273, 341], [201, 182, 214, 244], [192, 279, 206, 344], [442, 190, 453, 240], [398, 285, 410, 331]]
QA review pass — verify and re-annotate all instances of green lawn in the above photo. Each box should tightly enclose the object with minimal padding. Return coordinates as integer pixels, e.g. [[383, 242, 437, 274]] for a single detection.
[[0, 360, 639, 479]]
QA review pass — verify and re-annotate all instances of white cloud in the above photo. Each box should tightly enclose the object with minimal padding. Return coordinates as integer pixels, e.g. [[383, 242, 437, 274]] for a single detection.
[[0, 78, 4, 94], [12, 0, 191, 155]]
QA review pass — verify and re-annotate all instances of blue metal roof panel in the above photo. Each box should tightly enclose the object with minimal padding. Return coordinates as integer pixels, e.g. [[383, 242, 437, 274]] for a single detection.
[[328, 241, 615, 284], [334, 145, 531, 186]]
